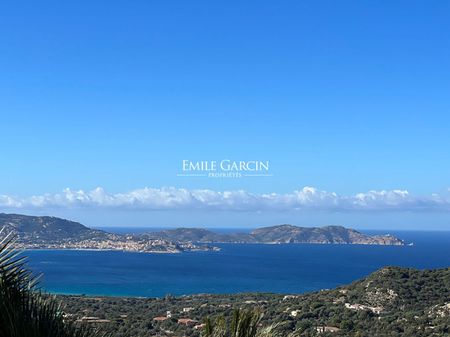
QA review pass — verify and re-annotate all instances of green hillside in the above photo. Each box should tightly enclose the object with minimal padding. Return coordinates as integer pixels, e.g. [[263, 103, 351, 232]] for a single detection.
[[58, 266, 450, 337]]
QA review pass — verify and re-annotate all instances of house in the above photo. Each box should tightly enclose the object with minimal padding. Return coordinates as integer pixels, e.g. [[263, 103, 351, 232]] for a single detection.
[[290, 310, 300, 317], [283, 295, 299, 301], [76, 316, 111, 323], [316, 326, 341, 333], [194, 323, 206, 330], [177, 318, 197, 326], [153, 316, 168, 322], [345, 303, 384, 314]]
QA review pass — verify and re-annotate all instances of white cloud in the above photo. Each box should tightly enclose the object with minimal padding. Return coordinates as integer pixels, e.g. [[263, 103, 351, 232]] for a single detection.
[[1, 186, 449, 212]]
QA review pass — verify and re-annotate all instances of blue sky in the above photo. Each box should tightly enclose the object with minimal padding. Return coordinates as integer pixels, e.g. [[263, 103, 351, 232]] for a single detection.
[[1, 1, 449, 229]]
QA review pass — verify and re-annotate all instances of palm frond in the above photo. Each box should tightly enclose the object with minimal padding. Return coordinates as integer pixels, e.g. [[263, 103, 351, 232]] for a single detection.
[[203, 309, 276, 337], [0, 228, 108, 337]]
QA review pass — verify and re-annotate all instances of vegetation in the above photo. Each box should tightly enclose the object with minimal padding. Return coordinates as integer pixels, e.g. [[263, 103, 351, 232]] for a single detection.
[[203, 309, 263, 337], [0, 213, 110, 243], [58, 267, 450, 337], [1, 218, 448, 336], [202, 309, 302, 337], [0, 230, 104, 337]]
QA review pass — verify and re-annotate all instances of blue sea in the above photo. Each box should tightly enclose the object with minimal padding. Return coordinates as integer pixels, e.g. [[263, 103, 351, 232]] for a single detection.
[[26, 230, 450, 297]]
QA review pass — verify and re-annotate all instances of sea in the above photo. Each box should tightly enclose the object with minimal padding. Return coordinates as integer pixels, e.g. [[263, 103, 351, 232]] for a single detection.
[[25, 230, 450, 298]]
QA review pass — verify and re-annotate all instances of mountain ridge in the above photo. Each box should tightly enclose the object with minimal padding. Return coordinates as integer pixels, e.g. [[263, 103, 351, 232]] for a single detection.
[[0, 213, 215, 253], [0, 213, 111, 242], [0, 213, 405, 246], [146, 224, 405, 245]]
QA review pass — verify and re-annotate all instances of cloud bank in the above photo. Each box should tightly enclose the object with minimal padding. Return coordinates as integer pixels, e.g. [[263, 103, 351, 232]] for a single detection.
[[1, 187, 450, 212]]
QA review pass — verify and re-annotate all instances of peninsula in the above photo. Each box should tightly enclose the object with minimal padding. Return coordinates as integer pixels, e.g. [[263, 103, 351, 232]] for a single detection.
[[0, 213, 218, 253], [0, 213, 405, 254], [144, 224, 405, 245]]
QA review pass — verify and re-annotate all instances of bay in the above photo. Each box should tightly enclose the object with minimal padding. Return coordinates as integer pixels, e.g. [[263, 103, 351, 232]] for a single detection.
[[26, 231, 450, 297]]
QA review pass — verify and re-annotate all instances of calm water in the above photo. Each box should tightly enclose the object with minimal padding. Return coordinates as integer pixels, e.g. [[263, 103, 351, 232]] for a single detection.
[[26, 231, 450, 297]]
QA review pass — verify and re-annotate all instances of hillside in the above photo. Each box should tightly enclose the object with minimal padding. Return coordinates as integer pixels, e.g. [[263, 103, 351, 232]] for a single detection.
[[0, 213, 404, 246], [0, 213, 214, 253], [250, 224, 404, 245], [0, 213, 111, 242], [146, 228, 249, 243], [58, 266, 450, 337], [148, 225, 404, 245]]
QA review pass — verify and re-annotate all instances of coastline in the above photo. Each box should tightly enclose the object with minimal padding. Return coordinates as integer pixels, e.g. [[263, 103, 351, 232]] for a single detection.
[[53, 266, 450, 337], [19, 240, 406, 256], [24, 248, 184, 254]]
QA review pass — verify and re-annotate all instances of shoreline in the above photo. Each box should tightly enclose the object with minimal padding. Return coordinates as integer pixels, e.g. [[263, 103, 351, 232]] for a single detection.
[[24, 248, 183, 254], [45, 264, 450, 299], [20, 240, 407, 253]]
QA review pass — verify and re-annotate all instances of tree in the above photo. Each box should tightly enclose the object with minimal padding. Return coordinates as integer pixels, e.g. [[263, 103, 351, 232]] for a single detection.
[[0, 229, 106, 337], [202, 309, 300, 337]]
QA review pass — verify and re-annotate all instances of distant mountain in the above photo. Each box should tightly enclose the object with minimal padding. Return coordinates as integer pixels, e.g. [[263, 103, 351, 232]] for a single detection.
[[147, 224, 405, 245], [145, 228, 249, 243], [250, 224, 404, 245], [0, 213, 404, 247], [0, 213, 215, 253], [0, 213, 111, 243]]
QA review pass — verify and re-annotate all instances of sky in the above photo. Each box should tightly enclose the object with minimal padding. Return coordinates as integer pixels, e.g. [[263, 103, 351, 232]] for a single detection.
[[0, 1, 449, 229]]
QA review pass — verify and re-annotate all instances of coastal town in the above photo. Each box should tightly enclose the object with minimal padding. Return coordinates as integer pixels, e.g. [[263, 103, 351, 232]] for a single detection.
[[13, 237, 219, 253], [0, 213, 219, 253], [1, 213, 405, 257]]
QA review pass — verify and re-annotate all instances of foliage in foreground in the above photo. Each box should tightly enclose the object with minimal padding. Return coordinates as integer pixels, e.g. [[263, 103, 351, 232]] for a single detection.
[[202, 309, 299, 337], [0, 229, 105, 337]]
